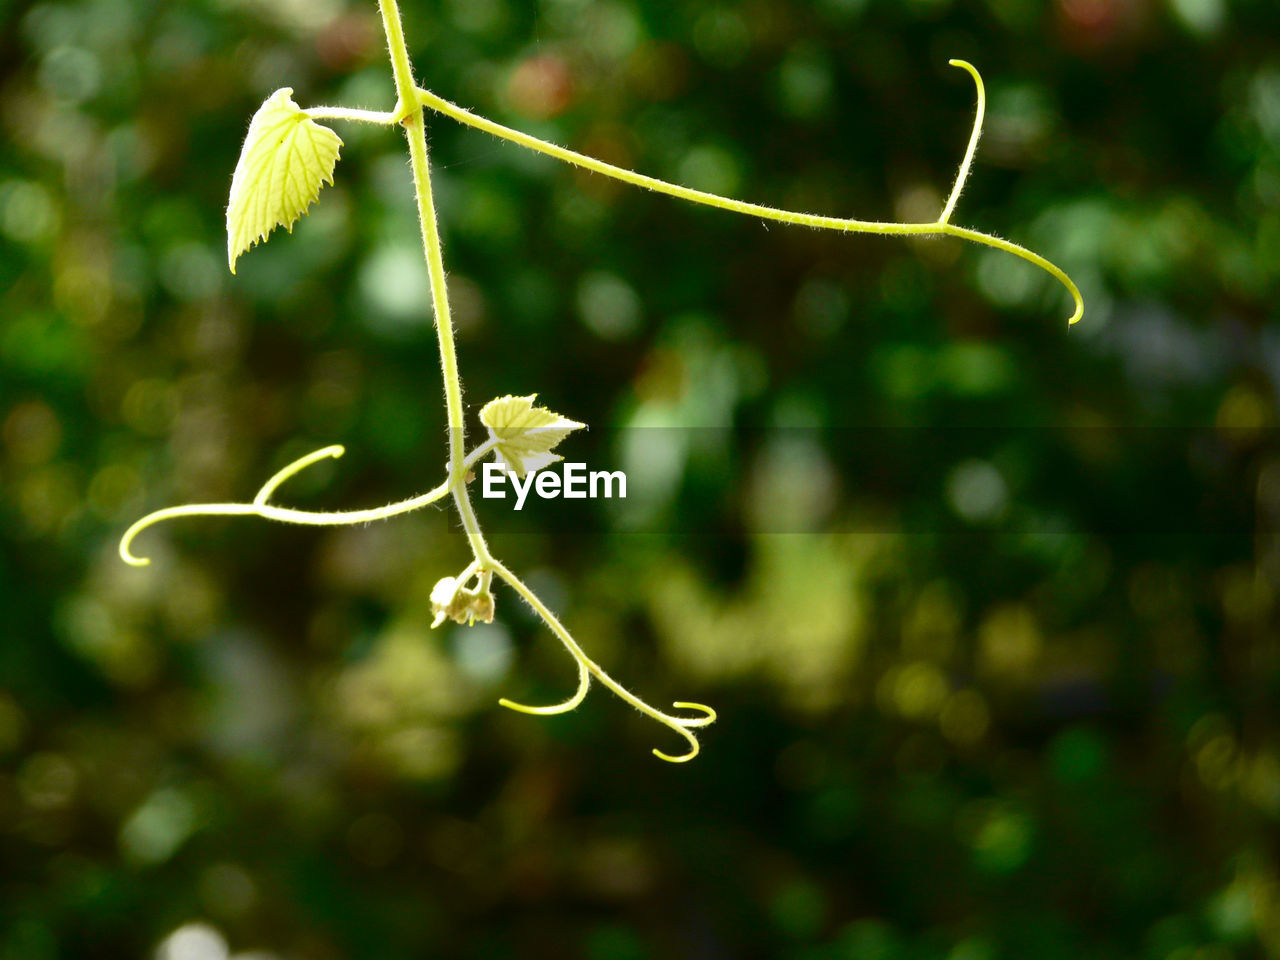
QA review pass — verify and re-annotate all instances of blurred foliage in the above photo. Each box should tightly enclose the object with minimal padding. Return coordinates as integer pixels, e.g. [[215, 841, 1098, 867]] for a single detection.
[[4, 0, 1280, 957]]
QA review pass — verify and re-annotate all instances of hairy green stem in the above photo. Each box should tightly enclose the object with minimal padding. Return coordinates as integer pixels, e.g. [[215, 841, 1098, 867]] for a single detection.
[[304, 106, 397, 124], [939, 59, 984, 225], [415, 61, 1081, 325], [377, 0, 493, 568], [118, 438, 502, 567], [372, 0, 714, 759]]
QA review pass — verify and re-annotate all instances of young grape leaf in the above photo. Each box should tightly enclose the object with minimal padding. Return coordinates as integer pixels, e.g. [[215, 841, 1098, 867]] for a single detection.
[[479, 395, 585, 477], [226, 88, 342, 273]]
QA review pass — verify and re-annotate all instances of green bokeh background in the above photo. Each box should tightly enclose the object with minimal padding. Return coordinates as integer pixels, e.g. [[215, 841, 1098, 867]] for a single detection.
[[4, 0, 1280, 957]]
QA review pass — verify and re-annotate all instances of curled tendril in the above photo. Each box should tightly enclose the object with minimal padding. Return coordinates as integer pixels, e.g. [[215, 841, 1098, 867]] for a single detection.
[[939, 59, 985, 226], [119, 438, 508, 566], [651, 703, 719, 763], [253, 444, 343, 506], [119, 441, 720, 760], [414, 58, 1083, 326], [488, 559, 717, 763], [498, 658, 591, 716], [119, 444, 452, 566]]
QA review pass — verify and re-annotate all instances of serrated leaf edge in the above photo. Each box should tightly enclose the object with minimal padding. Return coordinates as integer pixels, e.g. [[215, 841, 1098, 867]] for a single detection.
[[226, 87, 343, 274], [480, 394, 585, 476]]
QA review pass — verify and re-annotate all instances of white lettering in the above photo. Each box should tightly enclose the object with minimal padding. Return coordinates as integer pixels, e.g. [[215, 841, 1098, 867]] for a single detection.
[[482, 461, 506, 500], [509, 469, 535, 511], [562, 461, 587, 498], [480, 462, 627, 508], [536, 470, 560, 498], [590, 469, 626, 499]]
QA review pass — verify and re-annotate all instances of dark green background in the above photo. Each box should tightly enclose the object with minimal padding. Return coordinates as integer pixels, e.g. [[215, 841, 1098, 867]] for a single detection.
[[4, 0, 1280, 957]]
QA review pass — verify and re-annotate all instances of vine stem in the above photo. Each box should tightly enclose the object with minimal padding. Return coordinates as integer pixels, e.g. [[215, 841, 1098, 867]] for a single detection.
[[374, 0, 714, 760], [118, 439, 499, 566], [303, 106, 397, 124], [123, 14, 1085, 762], [377, 0, 492, 568], [939, 59, 984, 225], [415, 60, 1082, 325]]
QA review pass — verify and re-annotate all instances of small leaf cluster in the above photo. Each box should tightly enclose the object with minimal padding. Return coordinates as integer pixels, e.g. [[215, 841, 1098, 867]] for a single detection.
[[480, 394, 585, 477]]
